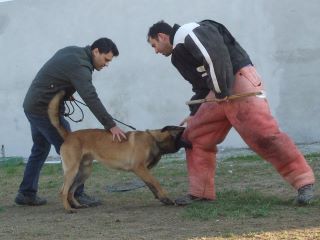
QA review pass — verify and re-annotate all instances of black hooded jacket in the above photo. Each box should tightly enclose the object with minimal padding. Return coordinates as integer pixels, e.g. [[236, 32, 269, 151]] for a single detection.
[[170, 20, 252, 115]]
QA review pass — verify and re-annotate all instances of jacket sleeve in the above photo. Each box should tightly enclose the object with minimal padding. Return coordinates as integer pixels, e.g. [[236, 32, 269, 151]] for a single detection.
[[183, 25, 234, 99], [68, 66, 116, 130]]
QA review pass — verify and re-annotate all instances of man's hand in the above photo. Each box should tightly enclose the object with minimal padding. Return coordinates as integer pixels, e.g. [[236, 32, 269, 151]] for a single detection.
[[179, 116, 193, 126], [109, 126, 127, 142]]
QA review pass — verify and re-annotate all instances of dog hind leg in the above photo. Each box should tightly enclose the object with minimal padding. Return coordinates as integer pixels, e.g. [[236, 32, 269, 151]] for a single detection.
[[68, 156, 93, 208], [60, 147, 83, 213], [68, 171, 85, 209], [61, 166, 80, 213]]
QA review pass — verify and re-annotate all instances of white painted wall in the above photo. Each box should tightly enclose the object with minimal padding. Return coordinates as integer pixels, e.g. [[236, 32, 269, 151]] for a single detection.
[[0, 0, 319, 157]]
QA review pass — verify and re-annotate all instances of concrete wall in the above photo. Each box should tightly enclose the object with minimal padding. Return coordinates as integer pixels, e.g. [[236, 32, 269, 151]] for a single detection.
[[0, 0, 319, 157]]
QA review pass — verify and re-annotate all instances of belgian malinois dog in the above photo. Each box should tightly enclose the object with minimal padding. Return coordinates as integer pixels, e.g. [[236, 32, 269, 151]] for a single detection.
[[48, 90, 190, 213]]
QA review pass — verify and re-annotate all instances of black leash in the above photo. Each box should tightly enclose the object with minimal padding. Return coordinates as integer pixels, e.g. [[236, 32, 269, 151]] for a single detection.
[[64, 99, 136, 130]]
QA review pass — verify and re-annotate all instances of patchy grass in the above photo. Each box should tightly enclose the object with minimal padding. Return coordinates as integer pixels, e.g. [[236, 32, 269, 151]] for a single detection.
[[183, 189, 285, 220], [0, 157, 24, 176], [304, 152, 320, 160], [0, 152, 320, 240], [223, 154, 262, 162], [41, 164, 62, 175]]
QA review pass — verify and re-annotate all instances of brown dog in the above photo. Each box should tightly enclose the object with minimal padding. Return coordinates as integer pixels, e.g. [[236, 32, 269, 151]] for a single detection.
[[48, 90, 189, 213]]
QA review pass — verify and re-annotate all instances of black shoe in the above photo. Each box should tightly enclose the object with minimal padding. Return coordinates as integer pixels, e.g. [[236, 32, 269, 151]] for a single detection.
[[295, 184, 314, 205], [175, 194, 214, 206], [75, 192, 101, 207], [14, 192, 47, 206]]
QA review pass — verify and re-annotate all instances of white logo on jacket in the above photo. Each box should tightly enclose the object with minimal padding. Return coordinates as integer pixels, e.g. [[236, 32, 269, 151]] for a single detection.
[[196, 65, 208, 77]]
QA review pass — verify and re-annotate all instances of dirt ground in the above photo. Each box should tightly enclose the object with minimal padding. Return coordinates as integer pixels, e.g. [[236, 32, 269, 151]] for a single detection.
[[1, 198, 320, 240], [1, 153, 320, 240]]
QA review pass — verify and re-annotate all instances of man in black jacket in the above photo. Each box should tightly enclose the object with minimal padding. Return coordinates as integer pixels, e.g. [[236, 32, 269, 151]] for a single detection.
[[147, 20, 315, 205], [15, 38, 126, 206]]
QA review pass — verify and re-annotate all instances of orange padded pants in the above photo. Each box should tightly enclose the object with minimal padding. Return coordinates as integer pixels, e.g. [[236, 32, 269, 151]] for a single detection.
[[182, 65, 315, 200]]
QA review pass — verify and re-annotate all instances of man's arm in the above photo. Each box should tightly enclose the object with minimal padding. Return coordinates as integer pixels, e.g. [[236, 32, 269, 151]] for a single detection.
[[69, 67, 115, 129], [69, 67, 126, 141]]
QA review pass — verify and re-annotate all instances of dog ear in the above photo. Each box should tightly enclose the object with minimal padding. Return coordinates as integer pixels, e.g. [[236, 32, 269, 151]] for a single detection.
[[161, 126, 185, 132], [161, 125, 192, 150]]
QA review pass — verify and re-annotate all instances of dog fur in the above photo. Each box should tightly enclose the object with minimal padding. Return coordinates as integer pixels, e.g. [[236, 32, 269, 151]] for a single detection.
[[48, 90, 187, 213]]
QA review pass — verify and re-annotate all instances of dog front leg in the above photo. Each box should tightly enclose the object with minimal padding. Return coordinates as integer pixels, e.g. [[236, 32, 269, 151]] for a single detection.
[[134, 166, 174, 205]]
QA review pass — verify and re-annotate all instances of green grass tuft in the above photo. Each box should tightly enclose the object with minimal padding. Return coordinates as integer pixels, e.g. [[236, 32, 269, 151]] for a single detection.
[[224, 154, 262, 162], [0, 157, 24, 166], [304, 152, 320, 159], [0, 157, 24, 175], [41, 164, 62, 176], [182, 189, 284, 220], [0, 206, 4, 213]]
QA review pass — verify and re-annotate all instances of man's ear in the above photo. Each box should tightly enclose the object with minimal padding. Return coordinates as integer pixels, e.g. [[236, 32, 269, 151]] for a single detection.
[[92, 48, 99, 56], [158, 33, 169, 41]]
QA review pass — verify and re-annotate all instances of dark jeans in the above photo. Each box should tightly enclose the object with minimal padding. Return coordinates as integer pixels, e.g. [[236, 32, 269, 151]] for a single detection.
[[18, 112, 84, 196]]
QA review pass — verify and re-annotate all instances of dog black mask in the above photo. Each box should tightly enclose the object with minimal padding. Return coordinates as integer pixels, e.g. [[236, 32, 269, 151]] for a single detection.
[[161, 126, 192, 150]]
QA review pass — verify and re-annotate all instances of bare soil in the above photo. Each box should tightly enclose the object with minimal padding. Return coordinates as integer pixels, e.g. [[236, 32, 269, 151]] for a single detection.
[[0, 153, 320, 240]]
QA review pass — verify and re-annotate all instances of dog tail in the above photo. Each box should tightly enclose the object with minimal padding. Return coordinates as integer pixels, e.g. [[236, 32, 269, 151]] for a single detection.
[[48, 90, 69, 140]]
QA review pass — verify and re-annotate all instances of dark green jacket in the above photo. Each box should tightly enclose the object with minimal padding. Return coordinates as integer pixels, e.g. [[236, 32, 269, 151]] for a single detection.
[[23, 46, 116, 129]]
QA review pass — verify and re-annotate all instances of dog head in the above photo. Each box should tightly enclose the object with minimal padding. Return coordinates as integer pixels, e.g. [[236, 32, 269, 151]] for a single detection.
[[148, 126, 192, 154]]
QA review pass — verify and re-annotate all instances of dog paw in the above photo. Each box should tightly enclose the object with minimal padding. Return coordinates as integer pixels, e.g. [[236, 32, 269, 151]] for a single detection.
[[160, 198, 175, 205]]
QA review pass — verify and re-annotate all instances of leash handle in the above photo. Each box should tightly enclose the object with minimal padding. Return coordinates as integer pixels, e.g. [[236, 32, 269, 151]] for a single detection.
[[185, 91, 265, 105]]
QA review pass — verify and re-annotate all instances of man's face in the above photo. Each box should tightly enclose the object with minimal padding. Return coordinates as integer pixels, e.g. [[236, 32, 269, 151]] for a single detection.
[[92, 49, 114, 71], [148, 33, 173, 57]]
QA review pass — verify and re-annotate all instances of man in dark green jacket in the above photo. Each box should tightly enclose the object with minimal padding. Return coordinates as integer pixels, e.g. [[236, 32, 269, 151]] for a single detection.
[[15, 38, 126, 206]]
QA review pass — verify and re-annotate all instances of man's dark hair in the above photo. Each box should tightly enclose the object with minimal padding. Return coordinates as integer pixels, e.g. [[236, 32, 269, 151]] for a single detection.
[[147, 20, 173, 41], [91, 38, 119, 56]]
